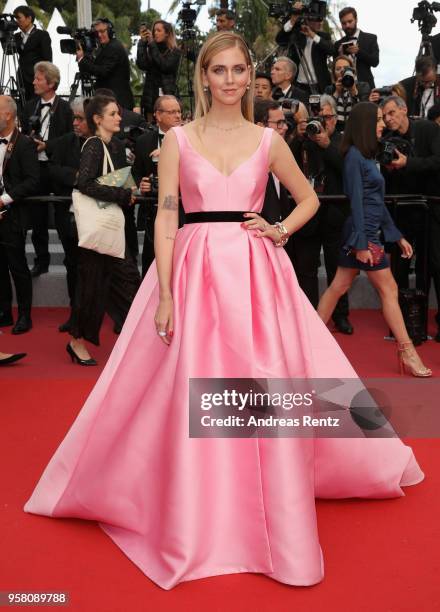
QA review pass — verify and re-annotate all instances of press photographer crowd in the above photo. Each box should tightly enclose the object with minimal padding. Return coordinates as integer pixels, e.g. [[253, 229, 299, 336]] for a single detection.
[[2, 0, 440, 367]]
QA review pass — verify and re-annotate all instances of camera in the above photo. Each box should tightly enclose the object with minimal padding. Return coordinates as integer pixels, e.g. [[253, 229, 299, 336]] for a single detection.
[[341, 66, 356, 89], [308, 93, 321, 116], [178, 0, 206, 29], [28, 115, 42, 140], [411, 0, 440, 35], [122, 125, 148, 153], [377, 136, 412, 165], [57, 26, 98, 55], [341, 40, 355, 54], [268, 0, 327, 24], [0, 13, 18, 43], [305, 116, 324, 136], [373, 86, 394, 103], [279, 97, 300, 115]]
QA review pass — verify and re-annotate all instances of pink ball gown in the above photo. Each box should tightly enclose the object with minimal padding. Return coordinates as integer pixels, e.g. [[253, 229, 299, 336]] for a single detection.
[[24, 126, 424, 589]]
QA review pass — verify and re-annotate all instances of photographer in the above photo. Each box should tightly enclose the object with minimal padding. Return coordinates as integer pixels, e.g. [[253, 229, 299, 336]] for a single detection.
[[381, 95, 440, 334], [12, 6, 52, 101], [369, 83, 407, 105], [334, 6, 379, 89], [136, 20, 181, 122], [290, 94, 352, 333], [45, 98, 91, 333], [21, 61, 73, 278], [275, 2, 333, 95], [399, 56, 440, 118], [132, 95, 182, 276], [325, 55, 370, 132], [215, 9, 236, 31], [76, 18, 134, 111], [270, 58, 309, 106], [0, 95, 39, 335]]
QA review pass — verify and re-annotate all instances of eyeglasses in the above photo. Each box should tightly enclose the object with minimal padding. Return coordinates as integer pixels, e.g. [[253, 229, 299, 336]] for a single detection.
[[267, 119, 288, 129], [157, 109, 182, 115], [321, 114, 336, 121]]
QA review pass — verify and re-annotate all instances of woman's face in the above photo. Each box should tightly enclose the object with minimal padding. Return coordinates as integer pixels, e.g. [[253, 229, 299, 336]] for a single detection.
[[202, 46, 251, 108], [96, 102, 121, 134], [376, 107, 385, 140], [154, 23, 167, 43], [334, 58, 350, 80]]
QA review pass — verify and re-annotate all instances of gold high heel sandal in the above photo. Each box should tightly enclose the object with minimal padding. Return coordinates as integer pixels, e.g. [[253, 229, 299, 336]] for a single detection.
[[397, 341, 432, 378]]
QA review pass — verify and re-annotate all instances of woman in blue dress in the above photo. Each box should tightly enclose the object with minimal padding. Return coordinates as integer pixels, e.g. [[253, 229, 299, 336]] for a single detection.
[[317, 102, 431, 377]]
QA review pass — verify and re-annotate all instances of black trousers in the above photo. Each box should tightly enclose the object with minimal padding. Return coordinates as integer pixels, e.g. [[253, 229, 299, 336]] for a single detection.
[[70, 247, 140, 346], [429, 203, 440, 325], [124, 206, 139, 265], [54, 203, 78, 307], [0, 218, 32, 317], [290, 205, 349, 320], [30, 161, 51, 268], [141, 203, 157, 277], [391, 205, 428, 291]]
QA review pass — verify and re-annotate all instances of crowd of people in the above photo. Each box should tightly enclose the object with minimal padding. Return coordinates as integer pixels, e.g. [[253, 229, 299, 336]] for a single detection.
[[1, 4, 440, 368]]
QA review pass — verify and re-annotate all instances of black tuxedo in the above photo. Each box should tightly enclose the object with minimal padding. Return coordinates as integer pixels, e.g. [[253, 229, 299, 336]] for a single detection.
[[334, 31, 379, 89], [261, 173, 290, 225], [133, 129, 161, 276], [272, 84, 309, 107], [289, 131, 349, 319], [13, 27, 52, 101], [79, 39, 134, 110], [276, 28, 333, 93], [21, 96, 73, 269], [45, 133, 83, 308], [429, 33, 440, 64], [0, 132, 39, 318]]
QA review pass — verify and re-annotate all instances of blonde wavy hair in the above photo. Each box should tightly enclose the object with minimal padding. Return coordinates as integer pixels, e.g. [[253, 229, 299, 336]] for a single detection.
[[194, 31, 255, 121]]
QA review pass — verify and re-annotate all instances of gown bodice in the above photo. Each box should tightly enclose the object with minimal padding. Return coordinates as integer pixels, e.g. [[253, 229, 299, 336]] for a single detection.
[[172, 125, 273, 214]]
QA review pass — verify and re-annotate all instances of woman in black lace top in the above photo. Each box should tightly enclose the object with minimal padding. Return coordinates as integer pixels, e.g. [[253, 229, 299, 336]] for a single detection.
[[68, 95, 140, 365]]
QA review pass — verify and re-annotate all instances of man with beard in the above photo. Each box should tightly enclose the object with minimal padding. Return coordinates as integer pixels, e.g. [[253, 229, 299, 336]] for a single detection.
[[334, 6, 379, 89]]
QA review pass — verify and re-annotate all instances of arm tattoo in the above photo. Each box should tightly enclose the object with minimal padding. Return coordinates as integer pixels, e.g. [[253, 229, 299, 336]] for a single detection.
[[161, 195, 178, 210]]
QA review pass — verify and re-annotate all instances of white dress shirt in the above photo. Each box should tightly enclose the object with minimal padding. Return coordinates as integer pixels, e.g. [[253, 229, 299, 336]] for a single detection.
[[0, 131, 15, 205], [283, 20, 320, 85], [38, 94, 56, 162]]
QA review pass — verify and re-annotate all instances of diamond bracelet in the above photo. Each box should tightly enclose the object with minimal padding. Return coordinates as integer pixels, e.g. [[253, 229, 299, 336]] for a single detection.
[[273, 222, 289, 248]]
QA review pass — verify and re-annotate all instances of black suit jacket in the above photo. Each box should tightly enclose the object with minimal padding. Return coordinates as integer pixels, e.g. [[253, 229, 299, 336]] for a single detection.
[[261, 173, 290, 225], [272, 84, 309, 106], [1, 132, 40, 229], [80, 39, 134, 110], [276, 28, 333, 93], [46, 132, 83, 196], [334, 31, 379, 89], [13, 27, 52, 97], [429, 33, 440, 65], [399, 76, 440, 118], [382, 119, 440, 196], [21, 96, 73, 142], [132, 129, 160, 184]]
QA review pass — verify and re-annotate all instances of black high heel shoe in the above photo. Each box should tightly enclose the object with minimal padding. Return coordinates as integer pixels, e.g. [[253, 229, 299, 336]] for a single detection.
[[66, 343, 97, 366]]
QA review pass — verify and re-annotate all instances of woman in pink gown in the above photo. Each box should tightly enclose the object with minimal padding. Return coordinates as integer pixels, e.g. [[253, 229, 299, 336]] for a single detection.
[[24, 32, 424, 590]]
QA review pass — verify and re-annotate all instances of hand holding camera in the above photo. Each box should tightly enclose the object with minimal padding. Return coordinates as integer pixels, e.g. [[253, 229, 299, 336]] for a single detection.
[[139, 25, 152, 43]]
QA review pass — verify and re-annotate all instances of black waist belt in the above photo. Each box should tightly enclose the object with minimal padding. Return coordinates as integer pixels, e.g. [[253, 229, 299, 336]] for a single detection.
[[185, 211, 249, 224]]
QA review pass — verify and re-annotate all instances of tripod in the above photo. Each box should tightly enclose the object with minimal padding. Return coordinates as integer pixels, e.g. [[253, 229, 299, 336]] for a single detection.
[[0, 37, 26, 110], [289, 31, 320, 96], [68, 72, 95, 103], [417, 33, 435, 58], [176, 31, 198, 118]]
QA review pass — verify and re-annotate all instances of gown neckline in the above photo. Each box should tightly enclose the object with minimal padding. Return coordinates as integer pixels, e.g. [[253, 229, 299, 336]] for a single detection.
[[176, 125, 269, 179]]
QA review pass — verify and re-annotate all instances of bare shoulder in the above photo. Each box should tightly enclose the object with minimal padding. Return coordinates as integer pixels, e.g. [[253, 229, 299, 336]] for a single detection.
[[268, 130, 291, 164]]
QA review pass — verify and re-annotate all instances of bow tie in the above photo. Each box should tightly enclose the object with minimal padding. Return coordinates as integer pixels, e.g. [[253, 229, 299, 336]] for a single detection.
[[272, 87, 285, 101], [40, 103, 52, 109], [0, 138, 8, 145]]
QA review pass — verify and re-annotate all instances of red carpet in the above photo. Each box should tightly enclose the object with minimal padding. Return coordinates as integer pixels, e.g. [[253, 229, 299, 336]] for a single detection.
[[1, 308, 439, 611]]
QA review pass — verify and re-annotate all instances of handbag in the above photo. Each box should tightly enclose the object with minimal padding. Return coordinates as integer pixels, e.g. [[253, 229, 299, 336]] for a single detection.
[[72, 137, 126, 259], [349, 242, 385, 266]]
